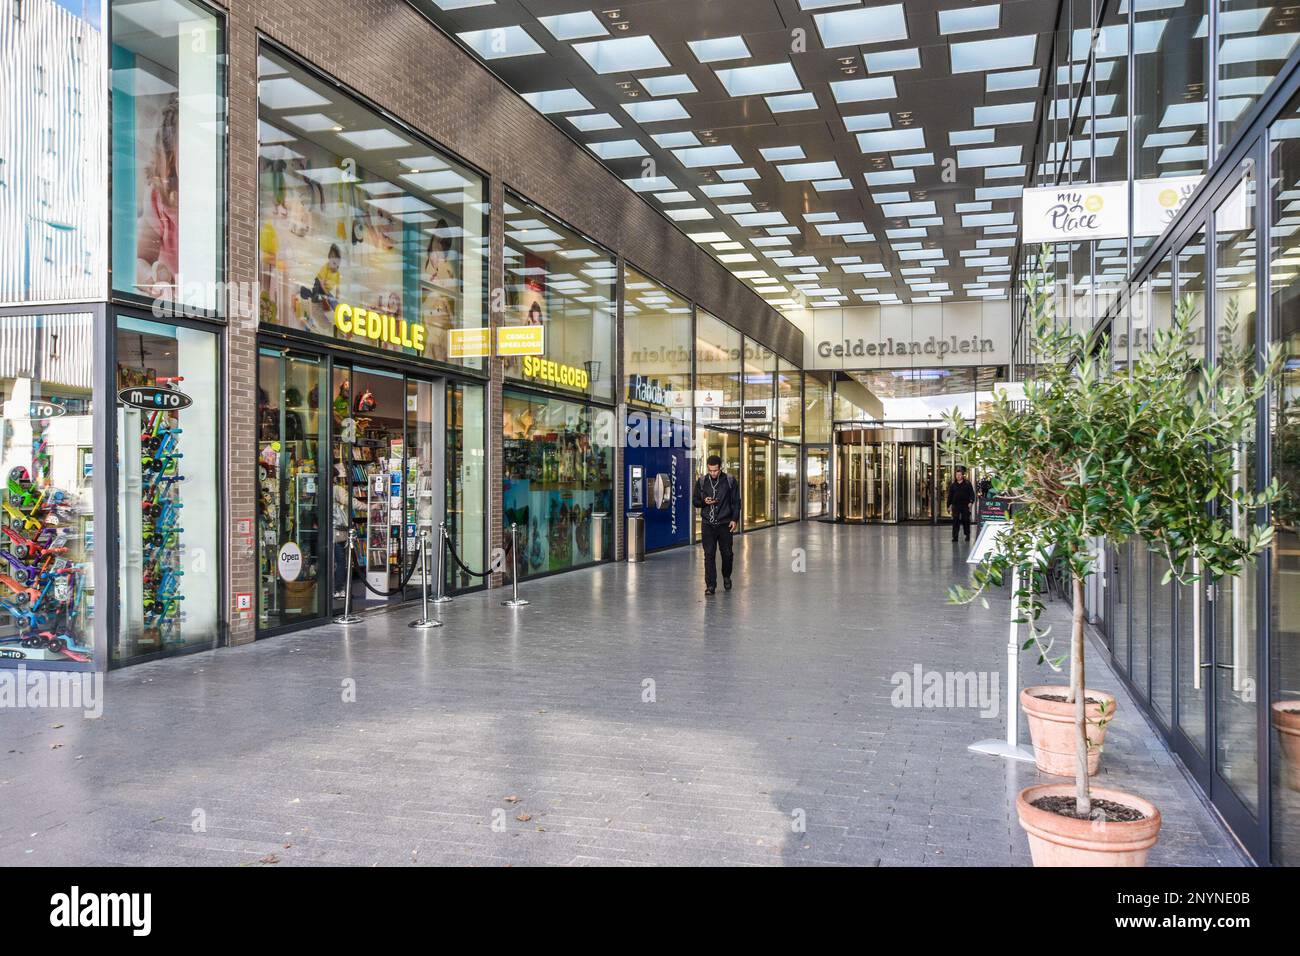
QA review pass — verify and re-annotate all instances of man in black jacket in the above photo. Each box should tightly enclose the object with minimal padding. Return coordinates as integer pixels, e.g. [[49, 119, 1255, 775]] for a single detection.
[[692, 454, 740, 595], [947, 466, 976, 543]]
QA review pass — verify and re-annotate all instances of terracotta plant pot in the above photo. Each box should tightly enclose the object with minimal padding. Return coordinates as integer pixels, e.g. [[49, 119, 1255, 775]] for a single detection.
[[1017, 784, 1161, 867], [1272, 702, 1300, 793], [1021, 686, 1117, 777]]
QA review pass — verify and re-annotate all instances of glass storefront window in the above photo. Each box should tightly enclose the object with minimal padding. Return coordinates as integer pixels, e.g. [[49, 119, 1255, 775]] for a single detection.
[[744, 435, 774, 529], [695, 311, 741, 427], [256, 47, 486, 368], [805, 447, 830, 518], [694, 428, 741, 538], [1133, 0, 1207, 184], [744, 339, 776, 435], [624, 267, 691, 421], [111, 0, 225, 312], [0, 313, 94, 664], [503, 194, 615, 402], [115, 316, 219, 662], [447, 380, 485, 591], [502, 391, 612, 578], [804, 373, 832, 444], [777, 443, 799, 522], [3, 5, 106, 305], [1217, 1, 1300, 152], [778, 362, 802, 442]]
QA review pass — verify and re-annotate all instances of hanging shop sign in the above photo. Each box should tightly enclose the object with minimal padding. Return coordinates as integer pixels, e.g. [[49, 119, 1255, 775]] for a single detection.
[[449, 327, 491, 359], [628, 374, 669, 406], [521, 355, 590, 391], [497, 325, 545, 356], [1021, 182, 1128, 243], [0, 400, 67, 420], [117, 386, 192, 411], [1133, 176, 1200, 237], [718, 404, 770, 423], [277, 541, 303, 582]]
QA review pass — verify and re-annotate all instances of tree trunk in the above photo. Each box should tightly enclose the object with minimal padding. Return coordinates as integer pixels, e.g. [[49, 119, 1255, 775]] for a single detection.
[[1071, 573, 1091, 818]]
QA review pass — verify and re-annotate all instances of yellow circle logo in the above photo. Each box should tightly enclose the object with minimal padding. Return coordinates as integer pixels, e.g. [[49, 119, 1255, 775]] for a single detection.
[[1085, 194, 1104, 213], [1158, 188, 1179, 209]]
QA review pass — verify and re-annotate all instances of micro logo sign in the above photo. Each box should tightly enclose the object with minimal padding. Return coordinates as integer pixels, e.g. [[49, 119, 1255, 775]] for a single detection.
[[117, 387, 192, 411], [0, 400, 66, 420]]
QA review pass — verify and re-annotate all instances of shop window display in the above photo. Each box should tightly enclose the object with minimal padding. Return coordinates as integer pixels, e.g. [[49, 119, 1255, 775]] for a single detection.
[[0, 314, 95, 665], [110, 0, 224, 312], [502, 391, 612, 578], [777, 443, 799, 522], [744, 435, 774, 529], [502, 195, 616, 402], [624, 268, 692, 421], [446, 381, 485, 591], [256, 48, 486, 367], [115, 317, 219, 662], [695, 311, 742, 427]]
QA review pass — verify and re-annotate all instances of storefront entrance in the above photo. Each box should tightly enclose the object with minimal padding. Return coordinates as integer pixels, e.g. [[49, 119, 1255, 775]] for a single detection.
[[257, 346, 453, 632], [833, 427, 939, 524]]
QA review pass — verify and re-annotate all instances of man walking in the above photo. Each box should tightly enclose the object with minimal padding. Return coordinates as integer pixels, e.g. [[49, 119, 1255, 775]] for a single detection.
[[693, 454, 740, 595], [947, 466, 976, 543]]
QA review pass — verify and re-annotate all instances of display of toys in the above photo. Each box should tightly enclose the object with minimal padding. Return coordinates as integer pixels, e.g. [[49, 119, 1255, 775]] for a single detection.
[[138, 378, 187, 647]]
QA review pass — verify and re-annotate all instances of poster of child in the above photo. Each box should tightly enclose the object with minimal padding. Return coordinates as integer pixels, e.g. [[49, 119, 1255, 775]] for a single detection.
[[134, 94, 180, 301]]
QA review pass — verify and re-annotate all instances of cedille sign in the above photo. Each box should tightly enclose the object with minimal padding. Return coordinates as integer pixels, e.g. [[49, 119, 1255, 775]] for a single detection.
[[1021, 182, 1128, 243]]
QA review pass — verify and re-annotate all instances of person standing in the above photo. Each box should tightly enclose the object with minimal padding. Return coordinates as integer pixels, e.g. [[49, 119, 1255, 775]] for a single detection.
[[947, 466, 976, 543], [693, 454, 740, 595]]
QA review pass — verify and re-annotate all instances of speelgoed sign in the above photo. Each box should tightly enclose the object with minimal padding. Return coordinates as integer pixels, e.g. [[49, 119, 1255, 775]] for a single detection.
[[1022, 182, 1128, 243]]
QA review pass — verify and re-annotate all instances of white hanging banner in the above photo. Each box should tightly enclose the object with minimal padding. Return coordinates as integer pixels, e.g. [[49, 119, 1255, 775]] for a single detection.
[[1021, 181, 1129, 243], [1133, 175, 1201, 237]]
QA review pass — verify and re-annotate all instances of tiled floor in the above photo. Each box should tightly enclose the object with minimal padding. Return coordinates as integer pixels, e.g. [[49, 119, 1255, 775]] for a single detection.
[[0, 522, 1248, 866]]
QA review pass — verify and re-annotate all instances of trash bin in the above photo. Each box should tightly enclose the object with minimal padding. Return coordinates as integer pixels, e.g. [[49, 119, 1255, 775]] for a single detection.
[[626, 512, 646, 563], [591, 511, 608, 561]]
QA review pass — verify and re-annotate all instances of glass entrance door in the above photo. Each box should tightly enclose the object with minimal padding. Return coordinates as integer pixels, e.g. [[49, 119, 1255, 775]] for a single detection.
[[330, 364, 442, 614], [900, 444, 935, 522], [805, 446, 830, 519]]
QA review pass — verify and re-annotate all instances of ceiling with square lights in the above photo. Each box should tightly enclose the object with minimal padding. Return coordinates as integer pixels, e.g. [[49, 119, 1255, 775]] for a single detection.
[[408, 0, 1060, 313]]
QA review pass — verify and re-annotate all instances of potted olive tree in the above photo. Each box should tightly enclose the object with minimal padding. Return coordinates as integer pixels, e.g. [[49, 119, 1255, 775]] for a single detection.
[[946, 251, 1279, 866]]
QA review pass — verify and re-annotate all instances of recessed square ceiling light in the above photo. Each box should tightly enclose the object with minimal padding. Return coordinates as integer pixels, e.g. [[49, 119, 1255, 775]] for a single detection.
[[951, 35, 1036, 73], [761, 145, 805, 161], [804, 212, 839, 222], [589, 139, 648, 160], [938, 3, 1001, 35], [777, 160, 842, 181], [622, 99, 690, 123], [568, 113, 621, 132], [537, 11, 608, 41], [872, 191, 910, 204], [522, 88, 593, 114], [281, 113, 338, 133], [843, 112, 892, 132], [433, 0, 494, 8], [700, 182, 751, 198], [654, 191, 695, 204], [638, 74, 697, 96], [865, 47, 920, 73], [651, 131, 700, 148], [814, 4, 908, 49], [667, 207, 713, 222], [830, 76, 898, 104], [987, 68, 1040, 92], [718, 167, 760, 181], [957, 145, 1023, 167], [258, 76, 331, 110], [866, 169, 915, 186], [950, 128, 995, 146], [673, 144, 743, 167], [714, 61, 803, 97], [955, 201, 991, 213], [766, 92, 818, 113], [856, 128, 926, 153], [735, 212, 789, 227], [751, 237, 792, 247], [456, 26, 544, 60], [882, 201, 937, 217], [688, 35, 751, 63], [984, 164, 1026, 180], [814, 179, 854, 192], [718, 203, 756, 214], [574, 35, 670, 74], [973, 102, 1036, 126], [892, 152, 935, 167]]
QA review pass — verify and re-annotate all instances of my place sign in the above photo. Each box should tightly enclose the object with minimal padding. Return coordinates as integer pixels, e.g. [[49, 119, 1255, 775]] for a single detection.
[[1022, 182, 1128, 243]]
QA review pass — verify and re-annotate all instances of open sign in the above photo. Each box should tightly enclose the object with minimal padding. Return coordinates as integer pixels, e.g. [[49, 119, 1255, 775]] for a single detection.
[[117, 387, 192, 411], [1, 400, 67, 420]]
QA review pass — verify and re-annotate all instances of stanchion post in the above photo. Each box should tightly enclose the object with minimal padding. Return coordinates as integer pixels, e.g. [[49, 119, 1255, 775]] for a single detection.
[[333, 528, 362, 625], [409, 528, 442, 629], [501, 522, 529, 607], [432, 521, 452, 604]]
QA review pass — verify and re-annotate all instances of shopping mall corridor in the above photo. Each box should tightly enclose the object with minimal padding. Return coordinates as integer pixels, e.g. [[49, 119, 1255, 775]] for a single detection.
[[0, 523, 1247, 866]]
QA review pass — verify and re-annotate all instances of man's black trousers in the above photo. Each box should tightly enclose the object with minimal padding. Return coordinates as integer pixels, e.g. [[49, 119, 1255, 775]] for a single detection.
[[951, 506, 971, 541], [701, 522, 734, 588]]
